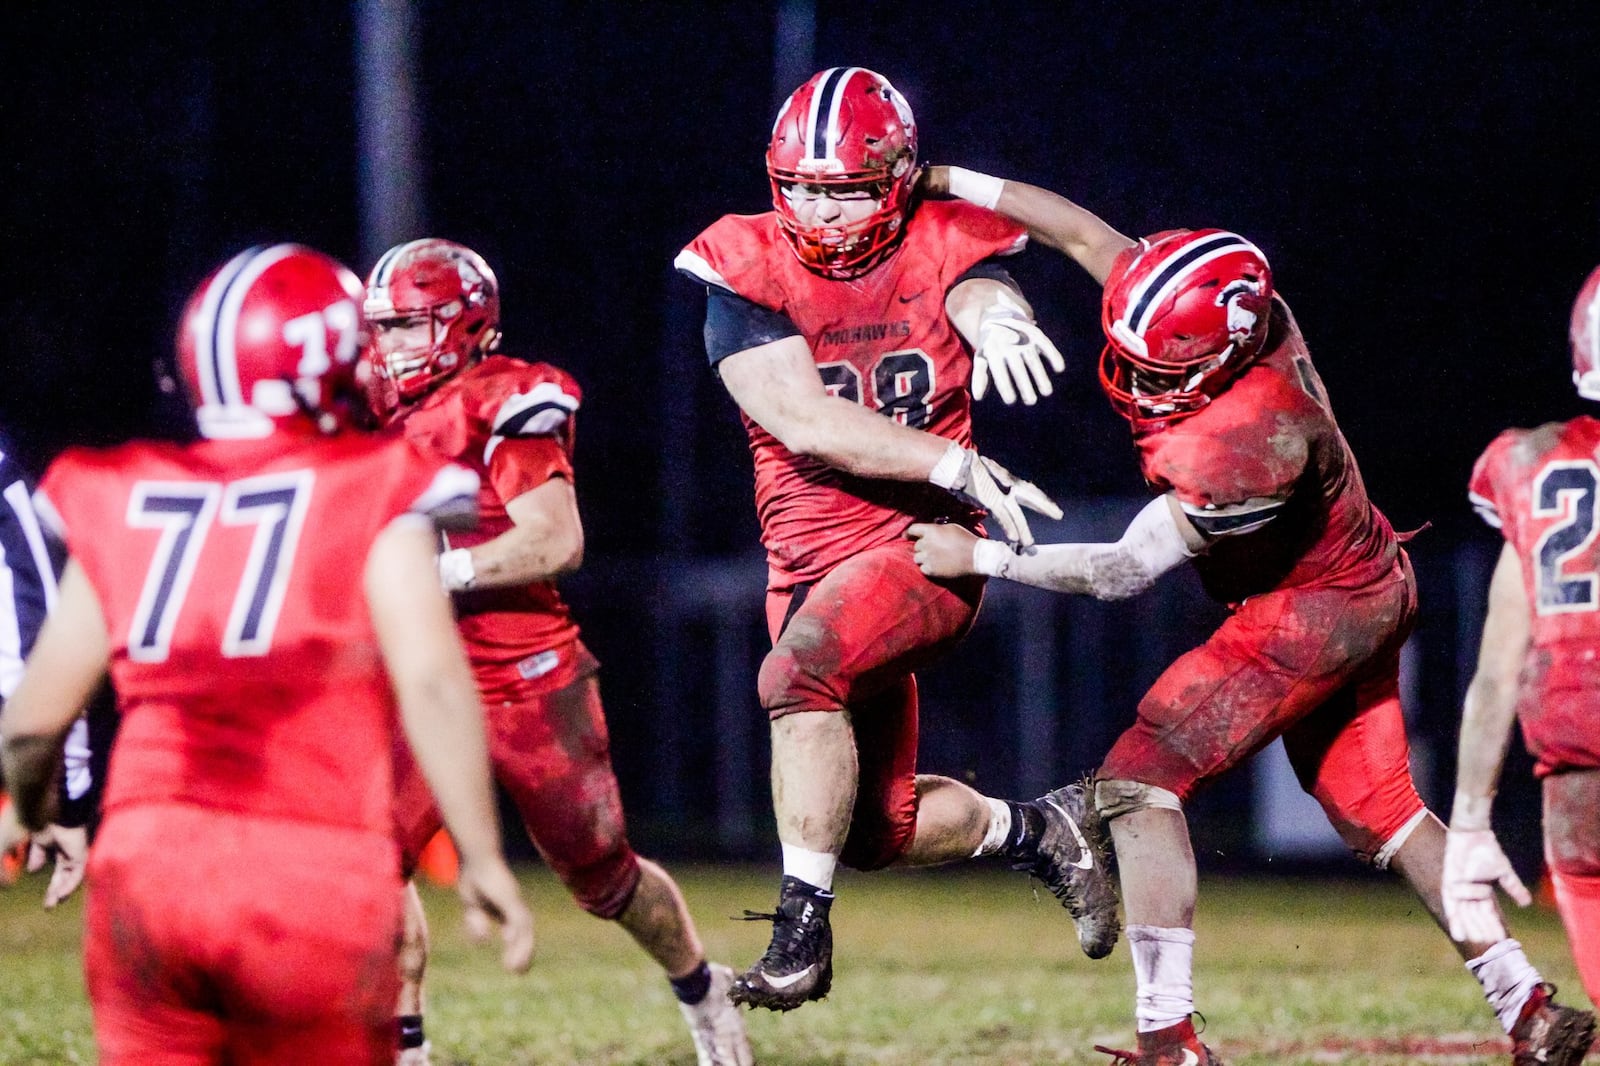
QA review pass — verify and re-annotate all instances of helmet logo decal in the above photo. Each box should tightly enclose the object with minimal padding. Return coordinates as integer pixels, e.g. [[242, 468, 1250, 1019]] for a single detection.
[[1219, 279, 1264, 337]]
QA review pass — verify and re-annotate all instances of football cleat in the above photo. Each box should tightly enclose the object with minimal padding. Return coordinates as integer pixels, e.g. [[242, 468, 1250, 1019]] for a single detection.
[[1014, 782, 1120, 959], [1094, 1018, 1224, 1065], [1510, 983, 1595, 1066], [679, 962, 755, 1066], [730, 875, 834, 1011]]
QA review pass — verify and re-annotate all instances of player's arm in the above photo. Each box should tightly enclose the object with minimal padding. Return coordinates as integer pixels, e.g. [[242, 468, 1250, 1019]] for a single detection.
[[923, 165, 1135, 285], [1442, 542, 1535, 942], [365, 517, 535, 973], [908, 493, 1205, 599], [438, 475, 582, 592], [719, 335, 1061, 546], [0, 561, 110, 831]]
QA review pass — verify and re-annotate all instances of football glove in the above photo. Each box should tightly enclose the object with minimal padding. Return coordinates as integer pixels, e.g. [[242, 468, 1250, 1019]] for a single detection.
[[973, 292, 1065, 406], [1442, 826, 1531, 944], [929, 442, 1061, 550]]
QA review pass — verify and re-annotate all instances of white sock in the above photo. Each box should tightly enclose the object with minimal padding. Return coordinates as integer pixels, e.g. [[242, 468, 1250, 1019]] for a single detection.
[[972, 797, 1013, 857], [1129, 924, 1196, 1032], [1466, 939, 1541, 1034], [781, 843, 838, 892]]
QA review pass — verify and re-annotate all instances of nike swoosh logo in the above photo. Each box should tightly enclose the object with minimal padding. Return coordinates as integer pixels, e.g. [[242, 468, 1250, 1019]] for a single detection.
[[1179, 1050, 1200, 1066], [761, 966, 815, 990], [898, 291, 925, 303], [1045, 797, 1096, 870]]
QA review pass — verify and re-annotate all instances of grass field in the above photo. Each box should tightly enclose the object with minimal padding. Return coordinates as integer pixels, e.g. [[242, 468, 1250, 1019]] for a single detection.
[[0, 863, 1590, 1065]]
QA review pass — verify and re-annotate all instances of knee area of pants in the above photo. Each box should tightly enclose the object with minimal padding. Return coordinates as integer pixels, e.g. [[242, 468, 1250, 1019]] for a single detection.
[[573, 848, 643, 920], [757, 648, 837, 715], [1093, 778, 1183, 822]]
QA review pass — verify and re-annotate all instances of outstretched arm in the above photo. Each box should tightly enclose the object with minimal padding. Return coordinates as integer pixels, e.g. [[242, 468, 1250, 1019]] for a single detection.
[[908, 493, 1202, 599], [1442, 542, 1534, 943], [923, 166, 1135, 285]]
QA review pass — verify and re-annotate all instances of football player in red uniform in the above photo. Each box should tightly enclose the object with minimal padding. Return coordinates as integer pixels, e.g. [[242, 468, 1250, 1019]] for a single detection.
[[362, 239, 752, 1066], [0, 244, 534, 1066], [907, 170, 1596, 1066], [1447, 264, 1600, 1012], [676, 67, 1117, 1014]]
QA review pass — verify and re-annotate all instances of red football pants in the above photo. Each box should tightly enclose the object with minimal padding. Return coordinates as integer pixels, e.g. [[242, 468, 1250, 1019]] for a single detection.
[[393, 639, 640, 919], [1100, 556, 1426, 862], [1543, 769, 1600, 1005], [85, 804, 401, 1066], [760, 539, 984, 870]]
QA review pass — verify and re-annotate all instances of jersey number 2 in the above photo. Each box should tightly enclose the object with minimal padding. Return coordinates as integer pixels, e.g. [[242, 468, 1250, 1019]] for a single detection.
[[1532, 460, 1599, 614], [818, 349, 936, 428], [127, 472, 314, 661]]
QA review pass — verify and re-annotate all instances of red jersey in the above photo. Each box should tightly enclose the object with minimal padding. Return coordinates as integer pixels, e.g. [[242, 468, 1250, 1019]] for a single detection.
[[678, 200, 1027, 589], [1134, 299, 1400, 605], [393, 354, 582, 669], [38, 432, 478, 836], [1470, 416, 1600, 721]]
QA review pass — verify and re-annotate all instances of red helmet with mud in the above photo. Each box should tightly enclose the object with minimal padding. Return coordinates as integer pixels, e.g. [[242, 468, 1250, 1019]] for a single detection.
[[362, 239, 501, 410], [1099, 229, 1274, 425], [767, 67, 918, 279]]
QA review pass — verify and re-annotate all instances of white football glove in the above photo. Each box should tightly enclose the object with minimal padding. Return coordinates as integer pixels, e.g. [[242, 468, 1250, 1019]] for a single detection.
[[929, 442, 1062, 550], [1442, 826, 1531, 944], [972, 291, 1066, 406]]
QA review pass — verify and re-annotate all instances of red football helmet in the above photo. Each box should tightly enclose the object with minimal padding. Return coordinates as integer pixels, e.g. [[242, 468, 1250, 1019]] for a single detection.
[[176, 244, 365, 439], [767, 67, 918, 279], [1099, 229, 1274, 424], [1572, 264, 1600, 401], [362, 239, 500, 407]]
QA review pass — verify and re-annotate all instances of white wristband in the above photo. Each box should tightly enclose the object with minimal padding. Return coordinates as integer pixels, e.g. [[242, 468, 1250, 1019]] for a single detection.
[[927, 440, 968, 491], [947, 166, 1005, 210], [972, 538, 1012, 578], [437, 547, 477, 592]]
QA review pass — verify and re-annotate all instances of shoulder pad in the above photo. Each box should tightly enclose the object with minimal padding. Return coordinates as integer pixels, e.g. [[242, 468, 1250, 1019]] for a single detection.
[[675, 213, 786, 309]]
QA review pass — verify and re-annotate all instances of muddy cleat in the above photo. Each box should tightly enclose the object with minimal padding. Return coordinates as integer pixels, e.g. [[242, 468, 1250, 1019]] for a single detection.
[[1510, 983, 1595, 1066], [1094, 1018, 1225, 1065], [680, 962, 755, 1065], [730, 875, 834, 1012], [1014, 782, 1120, 958]]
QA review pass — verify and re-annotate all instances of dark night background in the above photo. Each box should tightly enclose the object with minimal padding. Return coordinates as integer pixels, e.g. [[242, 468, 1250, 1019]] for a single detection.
[[6, 3, 1599, 867]]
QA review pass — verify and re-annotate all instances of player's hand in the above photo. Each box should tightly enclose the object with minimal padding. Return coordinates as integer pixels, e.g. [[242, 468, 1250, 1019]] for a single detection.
[[1442, 826, 1531, 944], [933, 446, 1061, 550], [915, 165, 950, 198], [26, 824, 88, 909], [457, 856, 536, 974], [973, 305, 1066, 406], [906, 523, 982, 579]]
